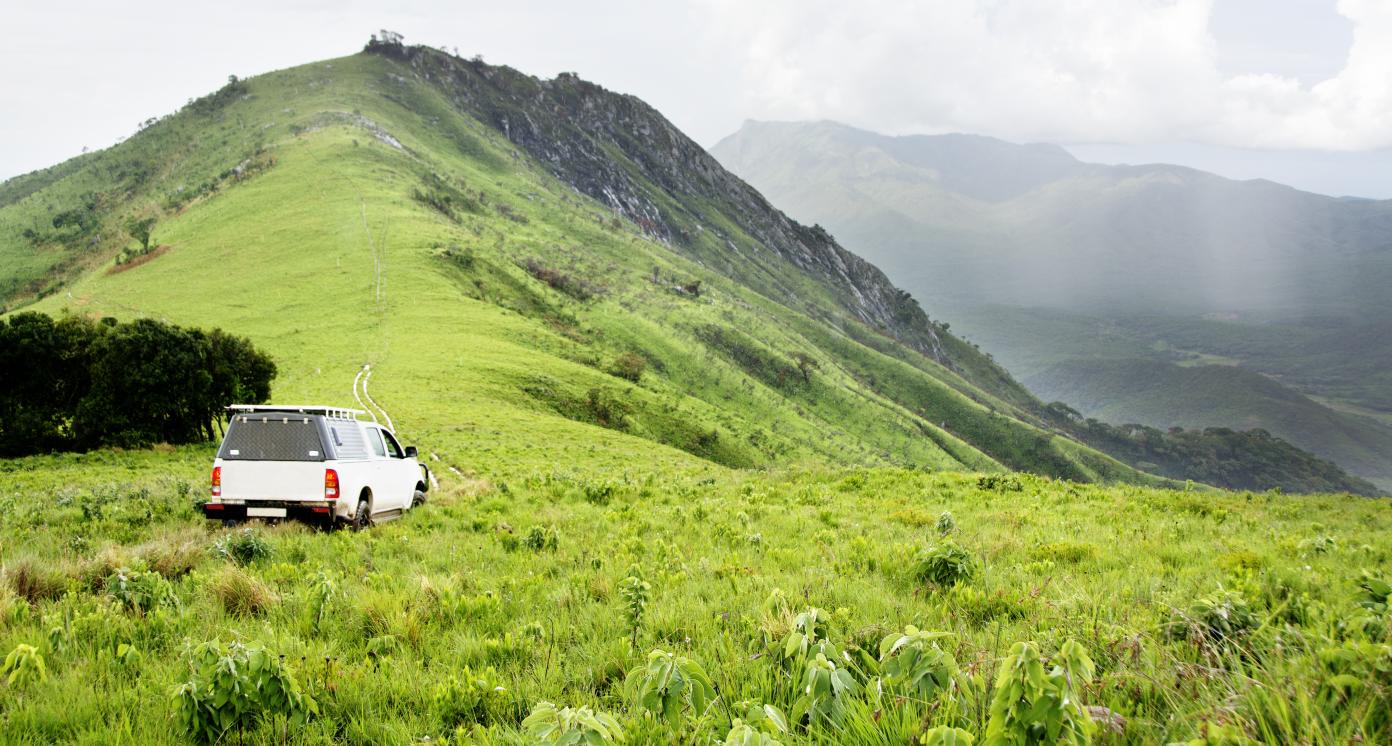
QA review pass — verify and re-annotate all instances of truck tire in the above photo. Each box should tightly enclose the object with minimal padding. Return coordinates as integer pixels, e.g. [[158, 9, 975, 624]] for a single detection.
[[351, 497, 372, 531], [411, 489, 426, 508]]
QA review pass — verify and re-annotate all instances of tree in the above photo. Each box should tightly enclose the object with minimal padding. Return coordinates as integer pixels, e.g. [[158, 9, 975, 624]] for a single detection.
[[608, 352, 646, 383], [76, 319, 212, 446], [790, 351, 820, 384], [0, 313, 98, 456], [0, 313, 277, 454], [125, 216, 157, 251]]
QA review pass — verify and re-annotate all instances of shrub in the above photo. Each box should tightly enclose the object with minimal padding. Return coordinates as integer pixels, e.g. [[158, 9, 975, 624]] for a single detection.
[[728, 702, 789, 744], [1165, 591, 1259, 650], [791, 653, 858, 728], [523, 259, 598, 300], [303, 570, 338, 633], [620, 567, 651, 648], [212, 527, 273, 565], [780, 607, 833, 663], [2, 643, 47, 688], [139, 533, 206, 578], [922, 727, 976, 746], [172, 640, 316, 742], [879, 625, 958, 702], [209, 566, 276, 616], [523, 525, 560, 552], [913, 542, 975, 587], [936, 510, 957, 537], [608, 352, 646, 382], [1356, 571, 1391, 615], [585, 388, 631, 429], [983, 640, 1095, 746], [625, 649, 717, 726], [4, 558, 67, 603], [433, 665, 511, 727], [106, 567, 179, 613], [522, 701, 624, 745], [977, 474, 1023, 492]]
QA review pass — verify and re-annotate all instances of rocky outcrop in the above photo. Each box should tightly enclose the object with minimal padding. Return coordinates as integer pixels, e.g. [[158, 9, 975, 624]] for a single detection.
[[372, 43, 955, 368]]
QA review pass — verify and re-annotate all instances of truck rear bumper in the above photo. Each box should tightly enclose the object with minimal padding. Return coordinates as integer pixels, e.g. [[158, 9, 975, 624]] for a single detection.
[[201, 501, 338, 522]]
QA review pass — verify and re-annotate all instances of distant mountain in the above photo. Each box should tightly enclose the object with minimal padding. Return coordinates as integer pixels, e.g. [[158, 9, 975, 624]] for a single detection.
[[713, 120, 1392, 490]]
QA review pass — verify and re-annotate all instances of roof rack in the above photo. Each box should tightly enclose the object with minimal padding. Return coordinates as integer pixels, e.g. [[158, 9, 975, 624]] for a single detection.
[[226, 404, 375, 422]]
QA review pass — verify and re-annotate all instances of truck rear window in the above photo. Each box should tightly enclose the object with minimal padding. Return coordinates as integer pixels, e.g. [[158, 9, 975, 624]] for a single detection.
[[218, 416, 326, 461]]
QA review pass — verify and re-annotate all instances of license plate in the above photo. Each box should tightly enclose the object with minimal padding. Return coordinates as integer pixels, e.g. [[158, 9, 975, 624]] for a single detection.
[[247, 507, 287, 518]]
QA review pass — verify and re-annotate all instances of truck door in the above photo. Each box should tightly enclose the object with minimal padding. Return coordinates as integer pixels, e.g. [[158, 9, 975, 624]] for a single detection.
[[364, 426, 397, 512], [379, 429, 417, 508]]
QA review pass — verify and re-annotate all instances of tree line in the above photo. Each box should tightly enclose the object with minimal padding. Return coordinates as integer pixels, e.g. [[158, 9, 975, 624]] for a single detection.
[[0, 312, 276, 457]]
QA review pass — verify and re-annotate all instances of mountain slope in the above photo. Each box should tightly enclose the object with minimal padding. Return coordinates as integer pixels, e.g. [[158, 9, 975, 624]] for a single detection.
[[713, 120, 1392, 490], [1028, 358, 1392, 486], [0, 42, 1162, 487]]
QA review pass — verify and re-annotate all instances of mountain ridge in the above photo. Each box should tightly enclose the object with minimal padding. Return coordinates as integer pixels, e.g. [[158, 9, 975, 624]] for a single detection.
[[0, 41, 1186, 490], [712, 119, 1392, 490]]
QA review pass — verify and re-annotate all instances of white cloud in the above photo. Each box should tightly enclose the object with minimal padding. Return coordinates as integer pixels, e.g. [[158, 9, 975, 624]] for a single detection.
[[698, 0, 1392, 150]]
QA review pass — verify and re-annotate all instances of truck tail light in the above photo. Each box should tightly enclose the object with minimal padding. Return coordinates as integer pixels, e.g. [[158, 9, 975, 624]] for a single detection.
[[324, 469, 339, 499], [211, 466, 222, 498]]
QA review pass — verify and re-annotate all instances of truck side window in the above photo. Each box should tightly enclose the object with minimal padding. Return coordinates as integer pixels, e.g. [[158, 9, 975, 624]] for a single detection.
[[381, 430, 404, 458], [367, 428, 387, 458]]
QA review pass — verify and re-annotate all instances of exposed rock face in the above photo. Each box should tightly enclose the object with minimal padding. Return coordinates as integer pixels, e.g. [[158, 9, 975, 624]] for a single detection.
[[372, 43, 952, 367]]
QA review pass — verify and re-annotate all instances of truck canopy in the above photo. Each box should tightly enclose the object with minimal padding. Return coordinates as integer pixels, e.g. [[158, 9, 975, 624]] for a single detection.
[[218, 414, 327, 461]]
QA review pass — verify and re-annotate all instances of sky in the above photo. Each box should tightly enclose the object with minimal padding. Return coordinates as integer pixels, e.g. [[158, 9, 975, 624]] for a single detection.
[[3, 0, 1392, 197]]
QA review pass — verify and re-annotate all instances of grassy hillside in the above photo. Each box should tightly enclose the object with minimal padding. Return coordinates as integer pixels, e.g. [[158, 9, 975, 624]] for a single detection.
[[0, 45, 1159, 488], [3, 447, 1392, 744], [1, 42, 1390, 745], [939, 305, 1392, 491], [1028, 358, 1392, 490], [713, 120, 1392, 488]]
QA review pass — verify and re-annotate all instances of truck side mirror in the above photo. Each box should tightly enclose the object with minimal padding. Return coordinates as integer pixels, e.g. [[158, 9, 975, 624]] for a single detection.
[[404, 446, 418, 459]]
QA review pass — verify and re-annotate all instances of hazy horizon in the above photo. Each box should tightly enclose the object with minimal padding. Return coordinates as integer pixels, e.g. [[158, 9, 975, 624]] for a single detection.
[[4, 0, 1392, 198]]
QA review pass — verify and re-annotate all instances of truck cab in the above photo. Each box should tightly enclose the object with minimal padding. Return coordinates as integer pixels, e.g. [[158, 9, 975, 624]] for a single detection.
[[202, 405, 428, 528]]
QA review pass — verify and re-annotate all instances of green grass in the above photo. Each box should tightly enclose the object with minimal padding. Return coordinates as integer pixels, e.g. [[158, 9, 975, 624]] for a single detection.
[[2, 448, 1390, 743]]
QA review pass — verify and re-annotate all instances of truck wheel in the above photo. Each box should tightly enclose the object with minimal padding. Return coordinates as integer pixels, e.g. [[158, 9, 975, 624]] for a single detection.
[[411, 489, 426, 509], [351, 498, 372, 531]]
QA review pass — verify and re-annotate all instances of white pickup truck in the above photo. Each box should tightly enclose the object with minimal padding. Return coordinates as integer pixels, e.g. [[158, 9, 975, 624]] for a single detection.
[[202, 405, 429, 529]]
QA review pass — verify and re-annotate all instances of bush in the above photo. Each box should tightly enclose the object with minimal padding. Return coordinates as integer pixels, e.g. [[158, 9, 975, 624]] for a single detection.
[[878, 625, 958, 701], [433, 665, 511, 727], [4, 558, 68, 604], [522, 701, 623, 745], [106, 567, 179, 613], [523, 259, 598, 300], [625, 649, 716, 726], [608, 352, 646, 382], [2, 644, 47, 688], [172, 640, 316, 742], [977, 474, 1022, 492], [212, 527, 273, 565], [1357, 571, 1392, 615], [935, 510, 956, 536], [1165, 590, 1259, 649], [523, 525, 560, 552], [138, 532, 206, 578], [984, 640, 1095, 746], [913, 542, 975, 587], [209, 566, 276, 616]]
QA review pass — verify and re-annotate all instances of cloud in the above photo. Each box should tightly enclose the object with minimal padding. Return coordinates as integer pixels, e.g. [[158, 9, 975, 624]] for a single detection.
[[697, 0, 1392, 150]]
